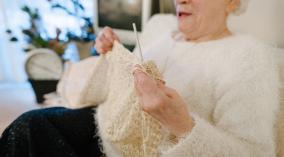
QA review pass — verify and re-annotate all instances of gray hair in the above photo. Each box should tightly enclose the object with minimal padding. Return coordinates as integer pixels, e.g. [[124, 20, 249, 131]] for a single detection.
[[234, 0, 250, 15]]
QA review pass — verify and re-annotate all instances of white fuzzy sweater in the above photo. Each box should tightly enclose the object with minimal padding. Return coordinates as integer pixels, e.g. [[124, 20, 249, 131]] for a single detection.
[[95, 33, 280, 157]]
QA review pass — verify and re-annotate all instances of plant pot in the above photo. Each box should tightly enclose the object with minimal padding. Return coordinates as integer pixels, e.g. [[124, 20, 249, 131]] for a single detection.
[[75, 41, 94, 60], [28, 79, 59, 103]]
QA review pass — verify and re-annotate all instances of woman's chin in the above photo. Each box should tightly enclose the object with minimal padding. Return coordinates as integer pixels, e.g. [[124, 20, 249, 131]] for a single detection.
[[178, 19, 194, 30], [178, 24, 194, 34]]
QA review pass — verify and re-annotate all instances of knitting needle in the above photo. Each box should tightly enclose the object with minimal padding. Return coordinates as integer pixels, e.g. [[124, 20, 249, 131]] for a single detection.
[[132, 23, 144, 62]]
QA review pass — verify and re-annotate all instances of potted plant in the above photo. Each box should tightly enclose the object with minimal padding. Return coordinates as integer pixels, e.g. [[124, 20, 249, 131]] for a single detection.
[[7, 1, 96, 103], [19, 5, 67, 103], [48, 0, 96, 59]]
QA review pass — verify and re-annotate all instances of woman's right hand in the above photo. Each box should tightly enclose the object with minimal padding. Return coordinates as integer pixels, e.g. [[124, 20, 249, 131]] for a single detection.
[[94, 26, 120, 54]]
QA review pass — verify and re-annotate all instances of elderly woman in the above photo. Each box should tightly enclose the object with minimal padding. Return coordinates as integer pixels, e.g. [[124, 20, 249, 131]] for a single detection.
[[0, 0, 280, 156]]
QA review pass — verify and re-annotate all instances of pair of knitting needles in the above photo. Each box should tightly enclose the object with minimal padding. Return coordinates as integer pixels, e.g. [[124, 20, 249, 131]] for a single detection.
[[132, 23, 144, 62], [132, 23, 166, 85]]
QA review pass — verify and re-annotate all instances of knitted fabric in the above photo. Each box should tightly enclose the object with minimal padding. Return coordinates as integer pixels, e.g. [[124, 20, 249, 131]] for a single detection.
[[97, 41, 163, 157]]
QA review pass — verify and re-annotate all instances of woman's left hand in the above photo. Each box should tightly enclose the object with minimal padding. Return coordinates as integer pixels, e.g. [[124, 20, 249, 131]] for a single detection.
[[133, 68, 195, 137]]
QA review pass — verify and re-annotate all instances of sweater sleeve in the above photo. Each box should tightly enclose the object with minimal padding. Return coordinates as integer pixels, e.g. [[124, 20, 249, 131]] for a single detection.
[[161, 46, 280, 157], [58, 55, 112, 108], [82, 55, 111, 106]]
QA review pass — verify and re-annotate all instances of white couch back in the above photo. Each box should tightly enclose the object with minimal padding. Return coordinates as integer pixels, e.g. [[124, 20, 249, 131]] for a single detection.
[[228, 0, 284, 48], [150, 0, 284, 48]]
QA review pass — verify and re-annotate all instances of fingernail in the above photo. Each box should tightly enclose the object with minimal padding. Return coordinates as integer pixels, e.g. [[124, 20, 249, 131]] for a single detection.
[[132, 66, 143, 75], [134, 64, 142, 69]]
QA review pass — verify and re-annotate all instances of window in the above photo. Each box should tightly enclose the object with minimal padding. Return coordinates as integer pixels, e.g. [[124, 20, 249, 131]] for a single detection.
[[0, 0, 94, 82]]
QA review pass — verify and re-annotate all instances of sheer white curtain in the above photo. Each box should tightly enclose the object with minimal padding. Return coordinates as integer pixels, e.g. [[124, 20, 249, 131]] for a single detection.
[[0, 0, 94, 83]]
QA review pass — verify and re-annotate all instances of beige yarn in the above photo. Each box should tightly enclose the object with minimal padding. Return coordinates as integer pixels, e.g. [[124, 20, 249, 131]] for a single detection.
[[97, 41, 163, 157]]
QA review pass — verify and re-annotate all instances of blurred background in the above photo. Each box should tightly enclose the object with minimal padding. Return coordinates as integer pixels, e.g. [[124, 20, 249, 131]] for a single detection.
[[0, 0, 175, 133]]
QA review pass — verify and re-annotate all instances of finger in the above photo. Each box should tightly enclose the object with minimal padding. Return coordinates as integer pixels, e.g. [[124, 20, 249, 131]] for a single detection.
[[132, 64, 145, 75], [99, 34, 113, 47], [134, 73, 142, 97], [103, 26, 117, 43], [155, 84, 171, 101], [133, 64, 143, 69], [94, 39, 104, 54], [134, 71, 157, 94], [95, 41, 108, 54], [133, 70, 148, 88], [105, 26, 120, 42], [104, 30, 115, 43], [156, 79, 166, 86], [112, 33, 120, 42], [159, 85, 178, 98], [141, 90, 170, 117], [133, 67, 149, 97], [95, 37, 113, 53], [96, 47, 108, 54]]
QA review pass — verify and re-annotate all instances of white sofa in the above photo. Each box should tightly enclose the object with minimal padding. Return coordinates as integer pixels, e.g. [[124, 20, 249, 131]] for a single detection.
[[47, 0, 284, 155]]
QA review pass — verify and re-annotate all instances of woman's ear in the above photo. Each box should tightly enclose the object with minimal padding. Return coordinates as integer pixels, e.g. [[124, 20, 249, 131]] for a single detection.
[[226, 0, 240, 14]]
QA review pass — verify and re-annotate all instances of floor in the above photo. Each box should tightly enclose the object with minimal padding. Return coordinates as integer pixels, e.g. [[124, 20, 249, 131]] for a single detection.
[[0, 83, 39, 134]]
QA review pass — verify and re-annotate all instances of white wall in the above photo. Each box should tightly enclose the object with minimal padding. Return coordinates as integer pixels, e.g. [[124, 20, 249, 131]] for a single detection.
[[0, 0, 5, 82], [0, 0, 27, 83], [274, 0, 284, 48], [228, 0, 284, 48]]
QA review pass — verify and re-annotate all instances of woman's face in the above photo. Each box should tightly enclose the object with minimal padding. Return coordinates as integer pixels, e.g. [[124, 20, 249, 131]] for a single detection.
[[175, 0, 239, 40]]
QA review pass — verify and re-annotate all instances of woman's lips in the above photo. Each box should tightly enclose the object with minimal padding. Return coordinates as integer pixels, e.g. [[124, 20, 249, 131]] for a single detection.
[[178, 12, 192, 18]]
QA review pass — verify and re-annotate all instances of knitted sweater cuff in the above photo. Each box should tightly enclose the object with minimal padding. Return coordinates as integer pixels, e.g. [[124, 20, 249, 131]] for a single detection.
[[160, 114, 250, 157]]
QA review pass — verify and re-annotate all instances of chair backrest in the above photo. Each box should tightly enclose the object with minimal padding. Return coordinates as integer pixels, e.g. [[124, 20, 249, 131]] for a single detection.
[[227, 0, 284, 48]]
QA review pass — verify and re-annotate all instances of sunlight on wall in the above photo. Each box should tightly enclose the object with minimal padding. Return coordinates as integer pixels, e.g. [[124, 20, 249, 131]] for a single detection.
[[228, 0, 284, 48], [0, 0, 94, 83]]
